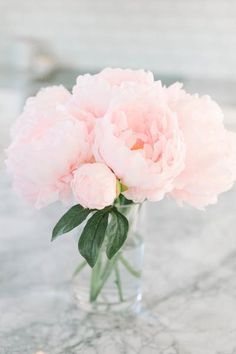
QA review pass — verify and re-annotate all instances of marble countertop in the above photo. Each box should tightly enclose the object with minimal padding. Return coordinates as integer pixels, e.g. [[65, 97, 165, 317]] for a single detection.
[[1, 165, 236, 354]]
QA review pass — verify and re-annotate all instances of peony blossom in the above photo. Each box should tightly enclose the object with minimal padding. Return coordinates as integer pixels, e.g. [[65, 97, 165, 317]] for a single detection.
[[94, 82, 186, 202], [167, 83, 236, 208], [71, 163, 117, 209], [10, 85, 71, 143], [67, 68, 154, 134], [6, 86, 91, 208], [6, 68, 236, 211]]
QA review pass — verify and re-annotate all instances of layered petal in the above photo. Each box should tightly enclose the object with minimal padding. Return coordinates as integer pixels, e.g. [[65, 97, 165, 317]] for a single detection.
[[6, 87, 91, 208], [68, 68, 154, 133], [94, 83, 186, 202], [167, 85, 236, 208]]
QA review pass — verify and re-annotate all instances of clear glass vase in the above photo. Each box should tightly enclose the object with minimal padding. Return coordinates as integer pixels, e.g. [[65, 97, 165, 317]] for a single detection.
[[73, 203, 145, 314]]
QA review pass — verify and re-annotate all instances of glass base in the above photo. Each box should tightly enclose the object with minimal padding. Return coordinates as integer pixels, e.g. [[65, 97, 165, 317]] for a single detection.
[[74, 291, 142, 314]]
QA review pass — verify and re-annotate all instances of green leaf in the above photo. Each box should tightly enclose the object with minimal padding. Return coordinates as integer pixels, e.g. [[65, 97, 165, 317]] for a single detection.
[[106, 210, 129, 259], [52, 204, 92, 241], [78, 210, 109, 267], [116, 194, 133, 206]]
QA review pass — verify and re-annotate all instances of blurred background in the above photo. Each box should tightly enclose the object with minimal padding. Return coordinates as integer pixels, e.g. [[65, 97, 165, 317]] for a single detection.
[[0, 0, 236, 163]]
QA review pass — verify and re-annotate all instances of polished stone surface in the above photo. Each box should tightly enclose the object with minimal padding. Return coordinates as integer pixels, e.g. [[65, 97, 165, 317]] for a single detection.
[[1, 166, 236, 354]]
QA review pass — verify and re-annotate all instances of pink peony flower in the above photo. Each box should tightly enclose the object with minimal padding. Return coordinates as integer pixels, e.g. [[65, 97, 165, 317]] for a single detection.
[[6, 69, 236, 211], [11, 85, 71, 142], [167, 84, 236, 208], [67, 68, 154, 134], [6, 86, 91, 208], [94, 82, 186, 202], [95, 67, 154, 86], [71, 163, 117, 209]]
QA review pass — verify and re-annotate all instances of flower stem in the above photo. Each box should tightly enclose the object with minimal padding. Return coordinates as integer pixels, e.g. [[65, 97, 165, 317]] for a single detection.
[[89, 255, 102, 302], [114, 262, 124, 302], [119, 255, 141, 278], [90, 255, 117, 302], [73, 260, 87, 278]]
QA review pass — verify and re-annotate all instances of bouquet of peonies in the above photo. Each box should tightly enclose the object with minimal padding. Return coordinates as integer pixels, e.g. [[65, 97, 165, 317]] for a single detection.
[[6, 68, 236, 304]]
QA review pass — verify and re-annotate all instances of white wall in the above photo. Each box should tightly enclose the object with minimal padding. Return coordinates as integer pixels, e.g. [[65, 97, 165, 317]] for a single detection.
[[0, 0, 236, 80]]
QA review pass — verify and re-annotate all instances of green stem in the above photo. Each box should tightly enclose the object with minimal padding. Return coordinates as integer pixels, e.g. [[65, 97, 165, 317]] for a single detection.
[[90, 256, 117, 302], [89, 255, 102, 302], [89, 254, 141, 303], [119, 255, 141, 278], [114, 262, 124, 302], [88, 237, 142, 303], [73, 260, 87, 278]]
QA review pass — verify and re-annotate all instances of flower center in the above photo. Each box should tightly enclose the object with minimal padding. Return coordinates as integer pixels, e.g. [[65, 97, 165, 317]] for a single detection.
[[131, 139, 144, 150]]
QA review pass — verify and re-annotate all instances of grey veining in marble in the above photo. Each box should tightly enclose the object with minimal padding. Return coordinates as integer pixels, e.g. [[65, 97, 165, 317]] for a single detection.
[[1, 165, 236, 354]]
